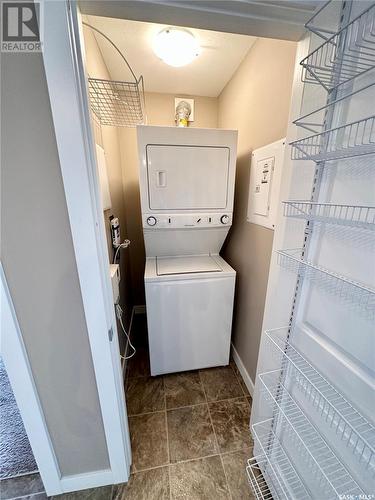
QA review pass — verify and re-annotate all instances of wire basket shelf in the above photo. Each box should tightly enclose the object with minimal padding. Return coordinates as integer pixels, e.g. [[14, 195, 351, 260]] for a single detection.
[[293, 82, 375, 134], [301, 4, 375, 91], [290, 115, 375, 162], [277, 248, 375, 318], [252, 419, 311, 499], [83, 22, 146, 127], [282, 201, 375, 229], [266, 327, 375, 477], [259, 370, 366, 498], [304, 0, 341, 41], [87, 77, 145, 127], [247, 456, 279, 500]]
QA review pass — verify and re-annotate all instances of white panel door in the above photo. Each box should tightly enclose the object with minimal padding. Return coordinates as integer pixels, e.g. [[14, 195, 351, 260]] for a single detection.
[[251, 3, 375, 499], [146, 145, 229, 210]]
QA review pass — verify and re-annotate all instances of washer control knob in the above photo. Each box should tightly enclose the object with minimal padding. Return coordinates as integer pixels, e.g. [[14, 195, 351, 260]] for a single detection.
[[220, 214, 230, 224], [146, 216, 157, 226]]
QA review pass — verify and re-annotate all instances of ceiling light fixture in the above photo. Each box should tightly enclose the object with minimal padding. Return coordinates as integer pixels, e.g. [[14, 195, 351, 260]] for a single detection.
[[153, 28, 201, 67]]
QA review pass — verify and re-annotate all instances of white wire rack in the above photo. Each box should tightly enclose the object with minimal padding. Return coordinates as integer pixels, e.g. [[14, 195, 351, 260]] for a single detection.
[[290, 115, 375, 162], [293, 82, 375, 133], [259, 370, 366, 498], [247, 456, 274, 500], [304, 0, 340, 41], [277, 248, 375, 318], [83, 22, 146, 127], [251, 419, 311, 499], [87, 77, 145, 127], [266, 328, 375, 476], [301, 4, 375, 91], [282, 201, 375, 229]]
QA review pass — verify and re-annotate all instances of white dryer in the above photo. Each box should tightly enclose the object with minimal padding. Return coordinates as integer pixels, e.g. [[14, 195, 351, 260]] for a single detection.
[[137, 125, 237, 376]]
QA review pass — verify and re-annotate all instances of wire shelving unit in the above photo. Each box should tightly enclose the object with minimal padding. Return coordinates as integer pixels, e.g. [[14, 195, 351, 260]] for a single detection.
[[266, 327, 375, 475], [277, 248, 375, 317], [249, 420, 311, 499], [258, 370, 366, 498], [282, 201, 375, 229], [300, 4, 375, 91], [83, 22, 146, 127], [249, 3, 375, 497], [290, 115, 375, 162]]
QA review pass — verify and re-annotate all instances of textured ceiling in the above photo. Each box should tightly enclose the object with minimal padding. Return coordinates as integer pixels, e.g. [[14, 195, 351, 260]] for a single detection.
[[85, 16, 257, 97]]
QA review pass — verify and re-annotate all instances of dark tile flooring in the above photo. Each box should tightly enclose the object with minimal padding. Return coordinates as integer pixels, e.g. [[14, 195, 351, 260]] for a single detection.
[[120, 314, 255, 499], [1, 315, 255, 499]]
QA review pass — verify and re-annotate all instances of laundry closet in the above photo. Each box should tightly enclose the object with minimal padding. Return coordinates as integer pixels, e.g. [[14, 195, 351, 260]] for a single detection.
[[78, 11, 297, 497], [24, 1, 372, 497]]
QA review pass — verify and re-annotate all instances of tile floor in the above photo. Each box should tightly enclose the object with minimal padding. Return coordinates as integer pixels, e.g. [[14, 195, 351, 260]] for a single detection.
[[1, 315, 255, 499], [119, 314, 255, 499]]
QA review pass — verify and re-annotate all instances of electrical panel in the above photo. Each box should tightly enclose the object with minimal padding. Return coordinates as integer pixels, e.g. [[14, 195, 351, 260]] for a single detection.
[[247, 138, 285, 229]]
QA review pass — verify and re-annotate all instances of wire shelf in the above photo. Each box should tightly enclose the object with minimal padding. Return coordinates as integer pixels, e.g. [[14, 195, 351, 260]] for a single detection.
[[304, 0, 340, 41], [282, 201, 375, 229], [266, 327, 375, 477], [290, 115, 375, 162], [87, 77, 145, 127], [252, 419, 311, 499], [259, 370, 366, 498], [301, 4, 375, 91], [277, 248, 375, 318], [293, 82, 375, 134], [247, 456, 275, 499], [83, 22, 146, 127]]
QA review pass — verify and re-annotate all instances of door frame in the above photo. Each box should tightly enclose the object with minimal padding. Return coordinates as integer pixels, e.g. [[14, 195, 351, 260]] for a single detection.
[[40, 0, 131, 490]]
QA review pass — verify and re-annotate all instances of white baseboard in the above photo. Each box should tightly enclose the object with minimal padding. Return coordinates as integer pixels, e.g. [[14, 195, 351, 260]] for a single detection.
[[60, 469, 113, 493], [231, 343, 255, 397], [133, 304, 146, 314]]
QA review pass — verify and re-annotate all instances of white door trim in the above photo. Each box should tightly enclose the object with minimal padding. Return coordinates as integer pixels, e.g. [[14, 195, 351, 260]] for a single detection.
[[0, 265, 63, 496], [41, 0, 130, 489]]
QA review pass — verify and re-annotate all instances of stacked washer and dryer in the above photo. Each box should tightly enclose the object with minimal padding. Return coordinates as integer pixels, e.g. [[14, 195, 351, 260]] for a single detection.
[[137, 125, 238, 376]]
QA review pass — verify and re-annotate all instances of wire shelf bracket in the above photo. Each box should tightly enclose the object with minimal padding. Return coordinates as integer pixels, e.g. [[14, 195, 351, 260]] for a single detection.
[[290, 115, 375, 162], [83, 22, 146, 127], [282, 201, 375, 230], [300, 4, 375, 91]]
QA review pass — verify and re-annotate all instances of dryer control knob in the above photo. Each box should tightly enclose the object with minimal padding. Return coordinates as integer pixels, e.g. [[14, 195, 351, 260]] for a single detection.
[[220, 215, 230, 224], [147, 216, 157, 226]]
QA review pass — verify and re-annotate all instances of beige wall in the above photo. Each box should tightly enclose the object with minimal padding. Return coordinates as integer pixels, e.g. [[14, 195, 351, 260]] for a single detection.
[[1, 52, 109, 475], [119, 93, 218, 304], [218, 37, 296, 381], [83, 25, 132, 337]]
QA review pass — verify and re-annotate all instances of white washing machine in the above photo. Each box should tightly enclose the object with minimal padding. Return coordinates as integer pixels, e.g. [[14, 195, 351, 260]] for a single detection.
[[137, 125, 237, 376]]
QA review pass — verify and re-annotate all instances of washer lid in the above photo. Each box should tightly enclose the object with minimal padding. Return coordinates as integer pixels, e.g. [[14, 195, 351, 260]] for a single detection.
[[156, 255, 223, 276]]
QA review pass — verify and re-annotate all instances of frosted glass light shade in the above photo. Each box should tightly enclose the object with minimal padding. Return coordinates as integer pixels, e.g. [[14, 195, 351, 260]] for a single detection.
[[153, 28, 201, 67]]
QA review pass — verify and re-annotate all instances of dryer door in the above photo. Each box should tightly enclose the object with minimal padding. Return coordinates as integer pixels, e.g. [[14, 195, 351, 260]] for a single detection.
[[146, 145, 229, 210]]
